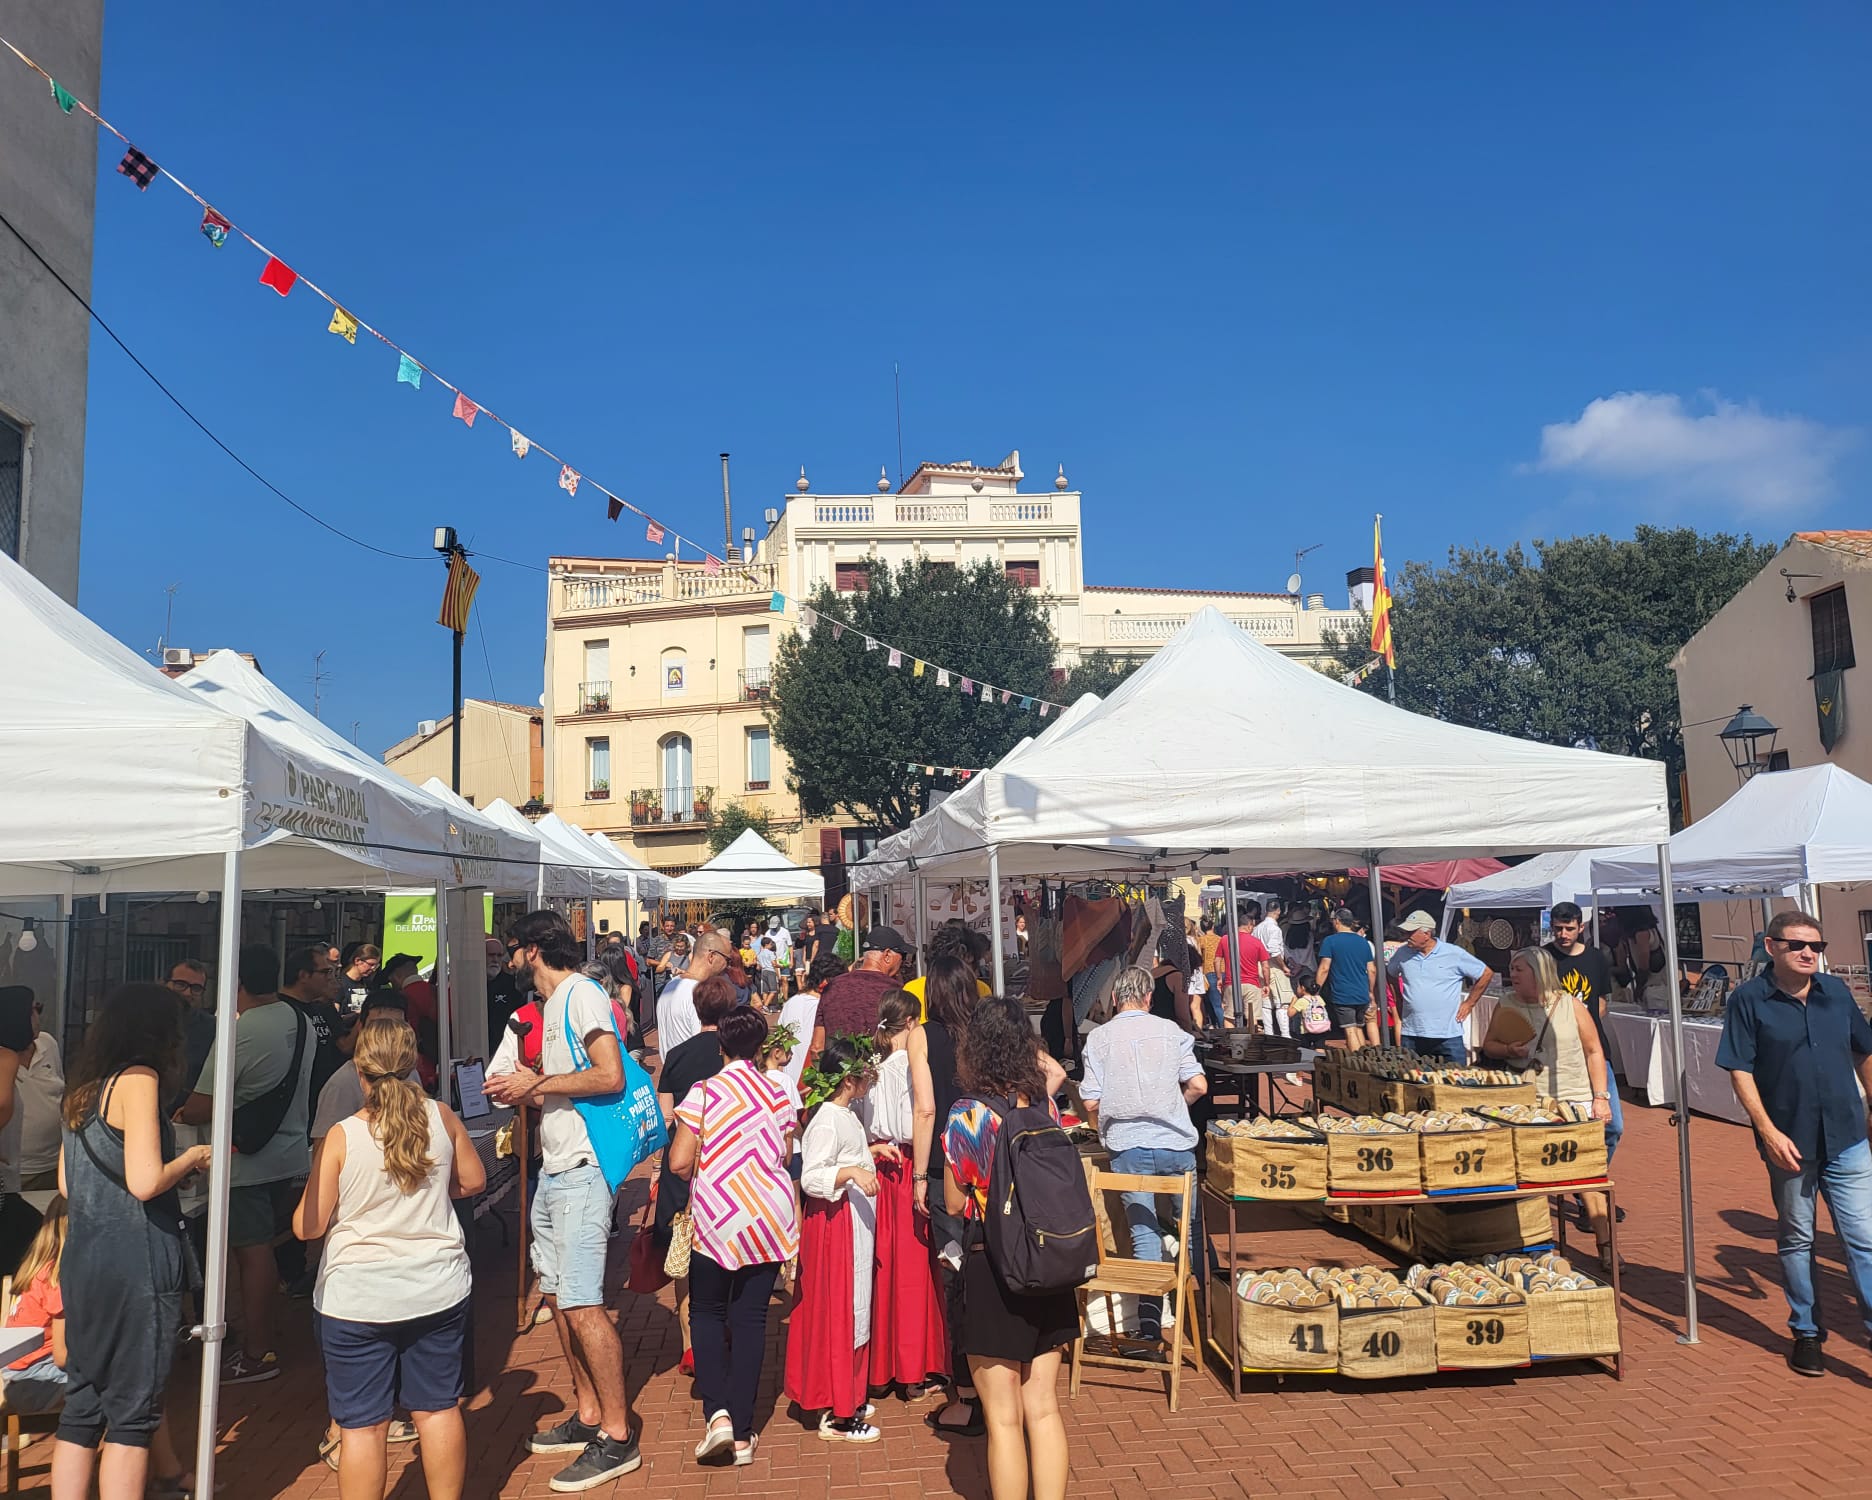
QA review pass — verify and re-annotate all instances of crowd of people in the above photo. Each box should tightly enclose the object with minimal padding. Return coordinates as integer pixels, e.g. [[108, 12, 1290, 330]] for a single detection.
[[8, 887, 1858, 1495]]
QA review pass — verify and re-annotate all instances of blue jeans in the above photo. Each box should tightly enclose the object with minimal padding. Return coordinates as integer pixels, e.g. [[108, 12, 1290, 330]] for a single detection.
[[1109, 1146, 1201, 1339], [1201, 982, 1225, 1030], [1403, 1034, 1468, 1067], [1603, 1078, 1625, 1159], [1766, 1137, 1872, 1340]]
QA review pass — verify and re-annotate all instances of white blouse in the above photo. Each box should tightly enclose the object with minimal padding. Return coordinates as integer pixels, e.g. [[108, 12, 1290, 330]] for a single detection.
[[856, 1048, 916, 1144]]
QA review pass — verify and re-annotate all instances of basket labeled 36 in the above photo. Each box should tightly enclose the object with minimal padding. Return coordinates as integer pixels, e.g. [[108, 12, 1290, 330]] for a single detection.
[[982, 1097, 1099, 1294]]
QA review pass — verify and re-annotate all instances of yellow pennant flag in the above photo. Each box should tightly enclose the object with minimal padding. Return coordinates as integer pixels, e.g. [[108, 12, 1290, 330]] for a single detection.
[[1369, 516, 1395, 669], [913, 659, 926, 679], [327, 306, 359, 344]]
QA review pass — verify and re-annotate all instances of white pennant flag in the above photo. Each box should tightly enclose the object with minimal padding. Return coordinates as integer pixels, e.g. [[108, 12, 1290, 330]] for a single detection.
[[937, 668, 950, 687], [511, 430, 530, 459], [864, 637, 879, 652]]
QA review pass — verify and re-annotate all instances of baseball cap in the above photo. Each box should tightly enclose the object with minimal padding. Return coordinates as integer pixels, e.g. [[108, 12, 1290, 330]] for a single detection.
[[1396, 911, 1437, 935], [864, 925, 912, 956]]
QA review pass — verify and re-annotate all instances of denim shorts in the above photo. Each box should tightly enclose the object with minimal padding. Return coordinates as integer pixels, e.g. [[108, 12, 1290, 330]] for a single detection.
[[3, 1354, 67, 1414], [530, 1162, 611, 1309], [317, 1297, 468, 1428]]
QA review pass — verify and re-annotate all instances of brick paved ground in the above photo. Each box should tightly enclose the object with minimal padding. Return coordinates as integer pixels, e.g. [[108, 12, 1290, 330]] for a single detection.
[[14, 1096, 1870, 1498]]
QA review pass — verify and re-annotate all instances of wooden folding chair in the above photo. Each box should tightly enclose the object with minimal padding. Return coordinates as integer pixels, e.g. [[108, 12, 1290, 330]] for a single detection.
[[1, 1274, 61, 1492], [1068, 1170, 1202, 1412]]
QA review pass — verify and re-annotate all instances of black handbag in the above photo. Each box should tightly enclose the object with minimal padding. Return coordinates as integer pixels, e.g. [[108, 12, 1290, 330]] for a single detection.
[[231, 1011, 309, 1155]]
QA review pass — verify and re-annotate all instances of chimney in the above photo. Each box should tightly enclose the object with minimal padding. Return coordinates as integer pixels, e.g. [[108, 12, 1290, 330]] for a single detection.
[[1307, 593, 1326, 611], [1347, 565, 1375, 613]]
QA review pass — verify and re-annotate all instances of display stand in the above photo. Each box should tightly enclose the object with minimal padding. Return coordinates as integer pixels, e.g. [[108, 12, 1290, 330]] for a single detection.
[[1199, 1179, 1624, 1394], [1205, 1056, 1316, 1119]]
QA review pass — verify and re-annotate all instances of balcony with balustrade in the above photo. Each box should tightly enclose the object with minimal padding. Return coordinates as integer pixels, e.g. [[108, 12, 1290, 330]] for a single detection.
[[738, 666, 772, 702], [797, 492, 1074, 531], [629, 785, 715, 828], [554, 559, 775, 617]]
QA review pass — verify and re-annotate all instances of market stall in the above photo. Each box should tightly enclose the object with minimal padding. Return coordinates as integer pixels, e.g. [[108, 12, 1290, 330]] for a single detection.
[[664, 827, 825, 904], [1600, 1009, 1749, 1125]]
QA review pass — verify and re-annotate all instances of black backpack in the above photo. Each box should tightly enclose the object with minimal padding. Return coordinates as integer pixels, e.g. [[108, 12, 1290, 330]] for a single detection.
[[978, 1096, 1098, 1296]]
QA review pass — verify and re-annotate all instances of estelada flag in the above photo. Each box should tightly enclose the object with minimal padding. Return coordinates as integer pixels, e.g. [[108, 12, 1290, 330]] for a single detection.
[[1369, 516, 1395, 669], [438, 551, 480, 634]]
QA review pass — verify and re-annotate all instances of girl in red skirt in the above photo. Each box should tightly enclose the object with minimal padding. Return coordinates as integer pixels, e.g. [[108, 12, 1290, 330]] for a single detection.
[[858, 992, 949, 1398], [785, 1037, 892, 1443]]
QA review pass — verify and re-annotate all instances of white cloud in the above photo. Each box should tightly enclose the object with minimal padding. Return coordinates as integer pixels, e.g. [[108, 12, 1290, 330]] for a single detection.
[[1528, 390, 1857, 511]]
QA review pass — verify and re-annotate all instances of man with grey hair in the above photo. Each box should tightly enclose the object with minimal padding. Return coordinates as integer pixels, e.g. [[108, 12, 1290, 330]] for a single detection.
[[1080, 965, 1209, 1344]]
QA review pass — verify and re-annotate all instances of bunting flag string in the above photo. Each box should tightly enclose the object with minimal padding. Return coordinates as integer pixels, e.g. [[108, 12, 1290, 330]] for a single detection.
[[0, 32, 748, 574]]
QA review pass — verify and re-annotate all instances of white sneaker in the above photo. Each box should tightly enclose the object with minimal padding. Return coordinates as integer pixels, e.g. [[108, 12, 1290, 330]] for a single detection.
[[818, 1413, 882, 1444], [732, 1435, 758, 1466], [694, 1412, 734, 1461]]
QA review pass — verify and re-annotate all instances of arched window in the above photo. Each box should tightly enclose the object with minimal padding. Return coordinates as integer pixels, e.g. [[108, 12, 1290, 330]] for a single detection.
[[660, 733, 693, 813]]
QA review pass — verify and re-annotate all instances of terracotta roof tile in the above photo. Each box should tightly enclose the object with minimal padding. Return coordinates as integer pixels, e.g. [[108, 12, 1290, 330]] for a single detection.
[[1795, 530, 1872, 559]]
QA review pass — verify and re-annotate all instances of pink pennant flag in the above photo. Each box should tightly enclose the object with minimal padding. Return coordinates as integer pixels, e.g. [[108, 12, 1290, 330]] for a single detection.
[[558, 465, 580, 497], [1001, 688, 1013, 705], [451, 392, 478, 427], [704, 554, 722, 576], [1039, 702, 1052, 718], [646, 520, 665, 544], [831, 622, 844, 641], [960, 678, 973, 695], [887, 648, 903, 668]]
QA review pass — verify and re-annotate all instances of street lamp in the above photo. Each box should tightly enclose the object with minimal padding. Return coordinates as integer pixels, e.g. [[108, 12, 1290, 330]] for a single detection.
[[434, 526, 465, 792], [1718, 705, 1779, 783]]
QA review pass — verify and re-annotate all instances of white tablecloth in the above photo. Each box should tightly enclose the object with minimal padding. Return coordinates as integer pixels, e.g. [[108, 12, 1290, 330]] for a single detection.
[[1602, 1008, 1748, 1126]]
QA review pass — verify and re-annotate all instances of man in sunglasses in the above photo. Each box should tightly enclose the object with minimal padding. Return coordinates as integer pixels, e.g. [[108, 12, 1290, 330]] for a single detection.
[[1718, 909, 1872, 1377]]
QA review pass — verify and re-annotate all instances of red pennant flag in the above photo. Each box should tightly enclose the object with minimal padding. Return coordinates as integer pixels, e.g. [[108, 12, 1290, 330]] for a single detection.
[[606, 497, 623, 522], [451, 392, 478, 427], [646, 521, 665, 544], [258, 257, 298, 296]]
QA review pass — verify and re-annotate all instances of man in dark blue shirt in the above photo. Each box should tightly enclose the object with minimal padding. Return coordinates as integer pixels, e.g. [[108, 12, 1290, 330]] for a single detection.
[[1717, 909, 1872, 1377]]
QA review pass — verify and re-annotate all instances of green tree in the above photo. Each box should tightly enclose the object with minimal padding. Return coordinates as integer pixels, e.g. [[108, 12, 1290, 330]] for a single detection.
[[1326, 525, 1773, 823], [1058, 649, 1143, 704], [706, 800, 777, 857], [770, 559, 1062, 829]]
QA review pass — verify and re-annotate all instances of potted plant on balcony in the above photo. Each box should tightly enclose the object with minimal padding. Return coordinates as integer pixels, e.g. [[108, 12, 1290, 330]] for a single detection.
[[586, 688, 610, 713], [645, 791, 663, 824], [630, 790, 648, 820], [589, 778, 610, 801], [693, 786, 713, 821]]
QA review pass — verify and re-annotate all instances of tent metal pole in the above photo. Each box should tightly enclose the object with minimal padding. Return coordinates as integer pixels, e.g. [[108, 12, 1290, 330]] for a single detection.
[[987, 847, 1005, 994], [1591, 892, 1600, 951], [1800, 884, 1826, 971], [435, 878, 454, 1106], [1365, 855, 1392, 1045], [1657, 841, 1699, 1344], [1223, 872, 1243, 1027], [54, 889, 72, 1042], [585, 897, 596, 962], [194, 849, 243, 1499], [914, 875, 928, 975]]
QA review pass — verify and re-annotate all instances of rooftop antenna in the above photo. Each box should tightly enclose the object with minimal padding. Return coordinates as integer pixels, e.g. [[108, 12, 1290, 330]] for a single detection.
[[153, 582, 180, 657], [311, 650, 330, 720], [350, 719, 362, 746], [1292, 542, 1323, 594], [893, 362, 904, 488]]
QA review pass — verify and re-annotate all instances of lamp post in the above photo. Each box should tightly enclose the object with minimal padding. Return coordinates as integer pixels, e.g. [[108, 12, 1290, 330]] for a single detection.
[[1717, 705, 1779, 784], [434, 526, 466, 793]]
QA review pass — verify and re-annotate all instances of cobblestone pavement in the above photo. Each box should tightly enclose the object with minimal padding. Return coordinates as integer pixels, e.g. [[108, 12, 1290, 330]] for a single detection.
[[12, 1095, 1869, 1498]]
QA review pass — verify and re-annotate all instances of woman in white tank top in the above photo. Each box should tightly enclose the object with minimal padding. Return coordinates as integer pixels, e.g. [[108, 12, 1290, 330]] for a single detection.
[[294, 1016, 486, 1499]]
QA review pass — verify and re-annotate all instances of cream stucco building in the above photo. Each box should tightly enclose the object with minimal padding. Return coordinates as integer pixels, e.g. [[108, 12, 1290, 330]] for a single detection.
[[383, 698, 545, 810], [1671, 530, 1868, 967], [545, 453, 1367, 886]]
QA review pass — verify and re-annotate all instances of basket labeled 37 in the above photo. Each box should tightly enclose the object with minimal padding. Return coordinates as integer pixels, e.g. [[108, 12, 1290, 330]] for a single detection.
[[982, 1098, 1099, 1293]]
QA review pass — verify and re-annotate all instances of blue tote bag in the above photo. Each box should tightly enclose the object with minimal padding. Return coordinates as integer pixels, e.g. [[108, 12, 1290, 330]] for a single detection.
[[564, 992, 667, 1192]]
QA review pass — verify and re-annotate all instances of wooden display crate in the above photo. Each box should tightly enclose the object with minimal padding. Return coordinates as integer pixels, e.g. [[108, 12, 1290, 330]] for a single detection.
[[1207, 1283, 1338, 1373], [1325, 1128, 1420, 1196], [1338, 1295, 1438, 1380], [1418, 1127, 1517, 1194], [1432, 1297, 1531, 1370], [1527, 1281, 1621, 1360], [1206, 1126, 1328, 1201], [1377, 1079, 1537, 1114], [1413, 1197, 1553, 1259]]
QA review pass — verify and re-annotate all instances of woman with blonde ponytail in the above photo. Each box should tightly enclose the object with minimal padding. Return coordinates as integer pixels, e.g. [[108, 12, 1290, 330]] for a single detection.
[[294, 1016, 484, 1499]]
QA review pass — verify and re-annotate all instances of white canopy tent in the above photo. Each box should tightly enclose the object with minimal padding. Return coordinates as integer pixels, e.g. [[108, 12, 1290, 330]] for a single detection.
[[843, 607, 1704, 1335], [1589, 763, 1872, 906], [1445, 849, 1611, 912], [0, 553, 462, 1496], [665, 828, 825, 904], [475, 796, 634, 903], [539, 814, 666, 902]]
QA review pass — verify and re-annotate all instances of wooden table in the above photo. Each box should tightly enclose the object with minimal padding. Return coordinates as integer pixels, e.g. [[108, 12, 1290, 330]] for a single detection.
[[1204, 1056, 1316, 1119]]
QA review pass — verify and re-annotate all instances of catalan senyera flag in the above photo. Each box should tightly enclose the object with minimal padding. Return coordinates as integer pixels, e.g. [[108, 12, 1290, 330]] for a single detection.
[[438, 551, 480, 634], [1369, 516, 1395, 669]]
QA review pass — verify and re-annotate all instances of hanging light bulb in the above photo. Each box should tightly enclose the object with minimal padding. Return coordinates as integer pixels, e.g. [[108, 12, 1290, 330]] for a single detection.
[[312, 898, 323, 911], [195, 891, 211, 904], [17, 918, 38, 953]]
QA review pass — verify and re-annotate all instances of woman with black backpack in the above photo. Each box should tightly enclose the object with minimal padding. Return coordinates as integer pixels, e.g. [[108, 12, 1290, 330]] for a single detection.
[[941, 995, 1073, 1500]]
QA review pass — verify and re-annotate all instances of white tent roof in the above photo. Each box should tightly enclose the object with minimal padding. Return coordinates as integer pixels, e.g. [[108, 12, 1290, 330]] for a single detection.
[[1445, 850, 1609, 910], [863, 608, 1667, 881], [853, 694, 1104, 890], [666, 828, 824, 903], [478, 799, 618, 900], [1589, 763, 1872, 897], [0, 554, 439, 897], [535, 812, 666, 895], [411, 779, 546, 896]]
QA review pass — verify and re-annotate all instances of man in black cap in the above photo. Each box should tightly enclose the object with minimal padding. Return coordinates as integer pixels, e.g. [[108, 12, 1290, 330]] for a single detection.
[[815, 925, 910, 1044]]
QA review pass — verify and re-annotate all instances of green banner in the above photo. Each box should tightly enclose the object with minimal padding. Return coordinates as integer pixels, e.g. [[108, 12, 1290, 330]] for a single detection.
[[382, 891, 495, 971]]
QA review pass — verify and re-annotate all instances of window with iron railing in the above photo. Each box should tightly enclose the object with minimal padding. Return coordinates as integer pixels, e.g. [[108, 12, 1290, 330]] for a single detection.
[[738, 666, 772, 700], [578, 679, 612, 713]]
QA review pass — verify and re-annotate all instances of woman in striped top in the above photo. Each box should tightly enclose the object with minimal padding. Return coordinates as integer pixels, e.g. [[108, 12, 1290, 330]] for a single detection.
[[668, 1008, 798, 1467]]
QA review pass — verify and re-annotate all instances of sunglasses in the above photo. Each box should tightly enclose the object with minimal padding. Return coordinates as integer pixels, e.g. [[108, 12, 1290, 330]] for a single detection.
[[1775, 938, 1828, 954]]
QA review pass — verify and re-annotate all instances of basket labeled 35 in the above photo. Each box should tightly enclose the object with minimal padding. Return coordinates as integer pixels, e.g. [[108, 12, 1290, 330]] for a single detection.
[[982, 1097, 1098, 1293], [1207, 1117, 1326, 1200]]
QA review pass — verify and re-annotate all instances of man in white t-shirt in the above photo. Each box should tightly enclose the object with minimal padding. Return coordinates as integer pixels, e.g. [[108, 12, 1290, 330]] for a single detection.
[[485, 911, 642, 1489], [766, 916, 794, 993], [655, 931, 733, 1058], [1254, 898, 1296, 1038]]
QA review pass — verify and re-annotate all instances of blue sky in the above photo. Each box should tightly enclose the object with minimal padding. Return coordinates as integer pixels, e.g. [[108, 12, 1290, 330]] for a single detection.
[[52, 2, 1872, 750]]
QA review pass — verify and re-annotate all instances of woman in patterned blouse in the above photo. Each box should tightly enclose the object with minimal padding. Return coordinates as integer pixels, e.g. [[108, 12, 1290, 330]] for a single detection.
[[668, 1008, 799, 1468]]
